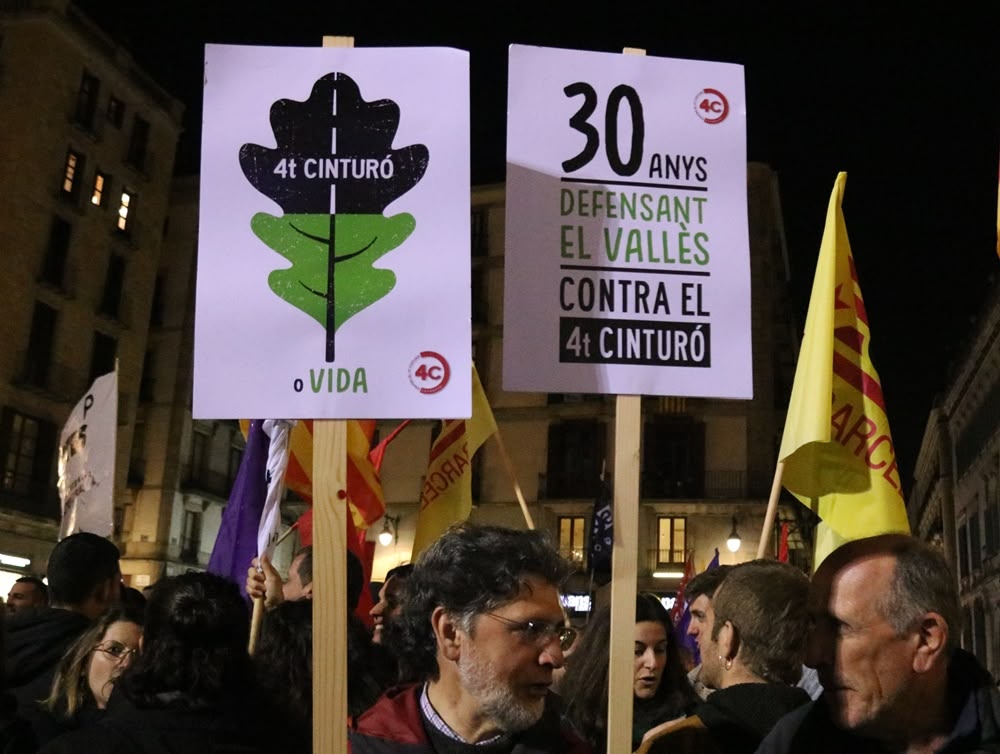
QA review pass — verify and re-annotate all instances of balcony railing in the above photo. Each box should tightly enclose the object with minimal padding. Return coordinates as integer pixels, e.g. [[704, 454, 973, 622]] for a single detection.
[[646, 550, 687, 573]]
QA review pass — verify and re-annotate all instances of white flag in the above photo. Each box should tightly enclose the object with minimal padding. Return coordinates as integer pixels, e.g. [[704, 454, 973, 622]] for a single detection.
[[58, 371, 117, 538]]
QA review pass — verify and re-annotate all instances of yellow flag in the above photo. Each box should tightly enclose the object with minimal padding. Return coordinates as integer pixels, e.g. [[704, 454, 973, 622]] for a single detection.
[[411, 366, 497, 556], [779, 173, 909, 567]]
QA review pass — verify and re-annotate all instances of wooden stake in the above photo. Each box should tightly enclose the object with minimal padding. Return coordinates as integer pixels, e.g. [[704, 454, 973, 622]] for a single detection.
[[491, 427, 535, 529], [756, 461, 785, 559], [607, 394, 641, 751], [312, 420, 348, 753]]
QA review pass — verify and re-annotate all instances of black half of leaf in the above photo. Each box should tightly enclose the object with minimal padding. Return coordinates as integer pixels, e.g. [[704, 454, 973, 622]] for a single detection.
[[240, 72, 430, 214]]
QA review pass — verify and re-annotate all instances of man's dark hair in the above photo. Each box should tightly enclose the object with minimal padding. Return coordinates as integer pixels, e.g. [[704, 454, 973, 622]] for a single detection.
[[394, 523, 571, 681], [294, 546, 313, 587], [14, 576, 48, 603], [685, 564, 733, 603], [46, 532, 120, 606], [385, 563, 413, 582], [118, 571, 252, 707]]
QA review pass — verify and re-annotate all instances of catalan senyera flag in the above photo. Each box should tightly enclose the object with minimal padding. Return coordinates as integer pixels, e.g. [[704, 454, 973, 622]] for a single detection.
[[242, 419, 386, 530], [779, 172, 909, 567], [411, 366, 497, 557]]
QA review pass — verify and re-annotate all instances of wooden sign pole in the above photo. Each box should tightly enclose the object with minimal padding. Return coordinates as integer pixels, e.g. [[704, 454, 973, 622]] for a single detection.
[[312, 36, 354, 754], [606, 394, 641, 750], [604, 47, 645, 754], [313, 419, 348, 752]]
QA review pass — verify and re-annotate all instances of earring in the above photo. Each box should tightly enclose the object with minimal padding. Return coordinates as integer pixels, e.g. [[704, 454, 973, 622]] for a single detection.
[[718, 655, 732, 671]]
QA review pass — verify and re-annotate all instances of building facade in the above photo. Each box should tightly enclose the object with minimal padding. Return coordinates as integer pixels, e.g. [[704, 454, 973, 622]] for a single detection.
[[911, 279, 1000, 675], [0, 0, 183, 590]]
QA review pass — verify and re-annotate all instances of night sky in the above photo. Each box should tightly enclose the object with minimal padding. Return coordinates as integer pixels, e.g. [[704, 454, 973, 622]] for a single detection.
[[75, 2, 1000, 486]]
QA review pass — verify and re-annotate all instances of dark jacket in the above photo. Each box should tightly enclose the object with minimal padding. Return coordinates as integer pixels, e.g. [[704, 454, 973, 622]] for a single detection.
[[641, 682, 810, 754], [349, 684, 593, 754], [0, 692, 36, 754], [38, 691, 273, 754], [755, 650, 1000, 754], [4, 608, 89, 691]]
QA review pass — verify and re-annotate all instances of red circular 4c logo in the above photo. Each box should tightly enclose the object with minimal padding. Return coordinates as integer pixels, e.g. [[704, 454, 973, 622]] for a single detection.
[[408, 351, 451, 394], [694, 88, 729, 124]]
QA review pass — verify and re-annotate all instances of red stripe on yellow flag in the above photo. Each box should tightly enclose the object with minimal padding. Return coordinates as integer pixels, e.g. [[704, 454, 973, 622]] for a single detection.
[[778, 172, 909, 567], [411, 366, 497, 557], [241, 419, 385, 530]]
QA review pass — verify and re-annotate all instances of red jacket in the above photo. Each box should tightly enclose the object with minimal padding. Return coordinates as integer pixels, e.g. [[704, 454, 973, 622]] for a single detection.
[[350, 684, 592, 754]]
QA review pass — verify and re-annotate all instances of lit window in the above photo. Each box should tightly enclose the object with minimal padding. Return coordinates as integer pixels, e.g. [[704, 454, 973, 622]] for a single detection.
[[657, 516, 686, 565], [558, 516, 586, 564], [117, 190, 133, 232], [91, 172, 107, 206], [62, 151, 80, 195]]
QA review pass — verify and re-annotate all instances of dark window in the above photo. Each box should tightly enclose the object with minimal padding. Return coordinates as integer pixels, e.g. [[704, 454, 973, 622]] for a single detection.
[[472, 267, 488, 325], [150, 274, 166, 327], [91, 171, 109, 207], [190, 431, 209, 478], [138, 349, 155, 402], [546, 419, 605, 498], [23, 302, 58, 388], [61, 149, 83, 199], [125, 115, 150, 170], [74, 71, 100, 129], [471, 207, 488, 257], [106, 96, 124, 128], [99, 254, 126, 318], [89, 332, 117, 382], [128, 420, 145, 486], [958, 524, 969, 579], [227, 444, 243, 488], [0, 408, 58, 512], [642, 416, 705, 498], [40, 217, 72, 288], [970, 512, 983, 571], [180, 509, 202, 562]]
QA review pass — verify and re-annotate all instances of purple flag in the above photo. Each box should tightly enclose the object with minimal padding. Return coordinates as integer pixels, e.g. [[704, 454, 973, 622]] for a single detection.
[[207, 420, 268, 599], [677, 548, 719, 664]]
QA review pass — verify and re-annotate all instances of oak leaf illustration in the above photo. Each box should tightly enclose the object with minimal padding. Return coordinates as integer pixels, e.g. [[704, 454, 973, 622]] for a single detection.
[[240, 72, 429, 361]]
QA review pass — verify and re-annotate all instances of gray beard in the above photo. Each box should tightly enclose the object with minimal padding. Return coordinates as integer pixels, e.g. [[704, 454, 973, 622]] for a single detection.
[[457, 651, 545, 734]]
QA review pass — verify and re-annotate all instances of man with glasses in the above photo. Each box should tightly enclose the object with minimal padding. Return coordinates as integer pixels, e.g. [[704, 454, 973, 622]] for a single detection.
[[350, 523, 591, 753]]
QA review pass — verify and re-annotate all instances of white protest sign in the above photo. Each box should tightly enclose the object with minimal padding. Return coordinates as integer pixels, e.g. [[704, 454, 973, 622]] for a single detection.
[[195, 45, 471, 419], [58, 371, 117, 538], [504, 44, 751, 398]]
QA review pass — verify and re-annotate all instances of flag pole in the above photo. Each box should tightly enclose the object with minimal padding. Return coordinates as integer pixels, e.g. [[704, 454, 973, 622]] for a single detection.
[[491, 427, 535, 529], [756, 461, 785, 558]]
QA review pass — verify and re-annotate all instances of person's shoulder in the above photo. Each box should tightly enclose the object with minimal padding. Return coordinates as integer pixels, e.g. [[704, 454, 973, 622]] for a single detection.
[[351, 684, 426, 746], [753, 698, 818, 754]]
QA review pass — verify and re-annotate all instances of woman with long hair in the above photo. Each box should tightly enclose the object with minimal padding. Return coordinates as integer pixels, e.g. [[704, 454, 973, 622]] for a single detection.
[[562, 594, 699, 752], [41, 571, 274, 754], [34, 605, 143, 745]]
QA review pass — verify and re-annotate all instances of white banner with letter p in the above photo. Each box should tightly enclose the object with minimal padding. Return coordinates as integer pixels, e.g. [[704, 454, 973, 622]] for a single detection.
[[58, 371, 117, 539]]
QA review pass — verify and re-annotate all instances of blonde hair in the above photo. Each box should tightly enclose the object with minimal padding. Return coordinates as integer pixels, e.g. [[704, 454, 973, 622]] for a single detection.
[[44, 607, 142, 718]]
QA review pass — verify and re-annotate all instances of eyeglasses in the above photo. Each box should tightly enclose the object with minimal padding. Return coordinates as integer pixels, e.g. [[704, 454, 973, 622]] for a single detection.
[[482, 612, 577, 652], [94, 641, 137, 664]]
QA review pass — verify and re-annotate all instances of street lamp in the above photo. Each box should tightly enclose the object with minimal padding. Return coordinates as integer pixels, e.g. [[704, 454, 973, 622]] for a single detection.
[[378, 515, 400, 547], [726, 517, 741, 553]]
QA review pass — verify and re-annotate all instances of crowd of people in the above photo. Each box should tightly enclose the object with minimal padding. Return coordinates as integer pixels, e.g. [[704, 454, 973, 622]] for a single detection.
[[0, 525, 997, 753]]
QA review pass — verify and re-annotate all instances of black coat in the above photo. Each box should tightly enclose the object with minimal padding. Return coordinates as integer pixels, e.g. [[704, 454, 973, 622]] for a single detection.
[[39, 691, 276, 754]]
